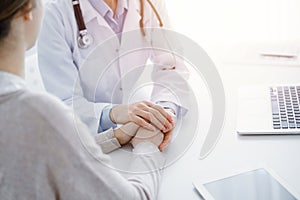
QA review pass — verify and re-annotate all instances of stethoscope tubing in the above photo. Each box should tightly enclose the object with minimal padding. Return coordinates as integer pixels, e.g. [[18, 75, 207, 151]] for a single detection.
[[72, 0, 163, 48]]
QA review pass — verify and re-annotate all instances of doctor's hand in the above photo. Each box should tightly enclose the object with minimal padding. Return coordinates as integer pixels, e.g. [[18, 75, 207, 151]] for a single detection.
[[114, 122, 140, 145], [159, 108, 177, 151], [110, 101, 174, 133]]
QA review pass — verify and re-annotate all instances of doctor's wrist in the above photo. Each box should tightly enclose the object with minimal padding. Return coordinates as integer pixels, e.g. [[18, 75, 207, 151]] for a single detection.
[[109, 105, 117, 123], [99, 105, 117, 132]]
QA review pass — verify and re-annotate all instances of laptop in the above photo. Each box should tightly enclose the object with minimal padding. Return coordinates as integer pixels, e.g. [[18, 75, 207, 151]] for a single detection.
[[237, 85, 300, 135]]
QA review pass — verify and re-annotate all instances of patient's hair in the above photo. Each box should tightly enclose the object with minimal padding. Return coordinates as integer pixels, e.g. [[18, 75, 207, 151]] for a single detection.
[[0, 0, 36, 41]]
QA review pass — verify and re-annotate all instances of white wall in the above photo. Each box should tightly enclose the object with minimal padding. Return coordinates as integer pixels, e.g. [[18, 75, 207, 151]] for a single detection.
[[26, 0, 300, 90], [165, 0, 300, 45]]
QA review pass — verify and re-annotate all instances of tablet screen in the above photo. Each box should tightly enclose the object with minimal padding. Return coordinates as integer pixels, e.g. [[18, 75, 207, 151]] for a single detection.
[[203, 168, 297, 200]]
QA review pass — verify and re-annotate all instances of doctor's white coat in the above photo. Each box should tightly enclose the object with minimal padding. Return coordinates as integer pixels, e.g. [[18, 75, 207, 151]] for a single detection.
[[38, 0, 190, 134]]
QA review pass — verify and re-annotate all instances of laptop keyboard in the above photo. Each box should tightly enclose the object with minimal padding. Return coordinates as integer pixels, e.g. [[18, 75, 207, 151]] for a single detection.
[[270, 86, 300, 129]]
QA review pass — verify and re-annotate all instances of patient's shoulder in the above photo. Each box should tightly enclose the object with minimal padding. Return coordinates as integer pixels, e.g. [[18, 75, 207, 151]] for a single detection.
[[18, 89, 85, 140], [19, 89, 76, 129], [20, 89, 69, 114]]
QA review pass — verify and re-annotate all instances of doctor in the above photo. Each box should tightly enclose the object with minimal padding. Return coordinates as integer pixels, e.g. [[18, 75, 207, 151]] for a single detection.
[[38, 0, 190, 151]]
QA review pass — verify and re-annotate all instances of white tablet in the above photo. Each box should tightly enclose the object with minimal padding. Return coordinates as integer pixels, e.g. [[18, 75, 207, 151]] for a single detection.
[[193, 168, 300, 200]]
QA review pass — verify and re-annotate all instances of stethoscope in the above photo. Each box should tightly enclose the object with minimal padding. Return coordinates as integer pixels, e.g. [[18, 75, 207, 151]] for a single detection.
[[72, 0, 164, 49]]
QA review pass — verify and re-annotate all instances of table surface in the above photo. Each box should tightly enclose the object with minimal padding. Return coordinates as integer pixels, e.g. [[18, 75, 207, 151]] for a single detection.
[[107, 56, 300, 200], [107, 57, 300, 199], [25, 41, 300, 199], [155, 60, 300, 200], [25, 43, 300, 199]]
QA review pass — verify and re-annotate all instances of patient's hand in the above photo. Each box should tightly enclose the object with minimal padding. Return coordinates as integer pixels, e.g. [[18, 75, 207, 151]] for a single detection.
[[130, 127, 164, 148], [114, 122, 140, 145], [114, 109, 176, 148], [130, 108, 177, 151]]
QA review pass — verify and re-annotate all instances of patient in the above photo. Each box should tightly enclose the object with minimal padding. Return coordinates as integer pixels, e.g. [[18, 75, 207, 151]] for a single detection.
[[0, 0, 165, 199]]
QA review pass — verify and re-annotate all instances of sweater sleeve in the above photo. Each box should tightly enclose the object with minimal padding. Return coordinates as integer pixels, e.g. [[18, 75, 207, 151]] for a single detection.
[[94, 128, 121, 153]]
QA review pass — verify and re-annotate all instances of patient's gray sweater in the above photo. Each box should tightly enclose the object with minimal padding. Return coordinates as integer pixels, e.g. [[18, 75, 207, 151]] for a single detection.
[[0, 71, 163, 200]]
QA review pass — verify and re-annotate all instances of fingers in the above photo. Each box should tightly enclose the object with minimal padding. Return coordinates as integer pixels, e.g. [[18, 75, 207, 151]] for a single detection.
[[134, 109, 168, 132], [141, 101, 172, 123], [159, 130, 173, 151], [134, 101, 173, 132], [148, 107, 173, 132], [132, 115, 156, 131], [151, 104, 174, 123], [117, 101, 175, 134], [154, 132, 164, 147]]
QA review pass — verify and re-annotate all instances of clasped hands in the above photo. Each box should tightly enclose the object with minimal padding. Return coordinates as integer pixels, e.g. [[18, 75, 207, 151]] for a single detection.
[[110, 101, 176, 151]]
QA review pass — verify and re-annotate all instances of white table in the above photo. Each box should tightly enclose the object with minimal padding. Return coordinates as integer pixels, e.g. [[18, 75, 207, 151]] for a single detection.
[[155, 61, 300, 199]]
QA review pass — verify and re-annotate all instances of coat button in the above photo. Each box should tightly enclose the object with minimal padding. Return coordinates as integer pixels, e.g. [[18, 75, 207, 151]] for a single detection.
[[116, 49, 119, 53]]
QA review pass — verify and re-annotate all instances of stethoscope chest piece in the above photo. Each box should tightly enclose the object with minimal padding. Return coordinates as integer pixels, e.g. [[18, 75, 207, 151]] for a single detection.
[[78, 30, 93, 49]]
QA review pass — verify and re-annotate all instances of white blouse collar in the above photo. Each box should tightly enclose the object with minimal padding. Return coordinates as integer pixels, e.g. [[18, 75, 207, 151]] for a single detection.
[[0, 71, 26, 96]]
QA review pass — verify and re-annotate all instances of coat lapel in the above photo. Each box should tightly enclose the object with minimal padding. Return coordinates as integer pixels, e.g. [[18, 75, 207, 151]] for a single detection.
[[81, 0, 113, 30], [122, 0, 141, 33]]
